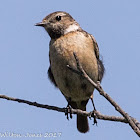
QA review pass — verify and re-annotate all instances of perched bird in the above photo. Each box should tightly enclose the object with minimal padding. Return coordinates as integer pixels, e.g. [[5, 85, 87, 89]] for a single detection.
[[35, 11, 104, 133]]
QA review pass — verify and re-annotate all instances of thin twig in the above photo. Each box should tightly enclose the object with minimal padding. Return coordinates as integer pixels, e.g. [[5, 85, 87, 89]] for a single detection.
[[67, 52, 140, 137], [0, 94, 138, 125]]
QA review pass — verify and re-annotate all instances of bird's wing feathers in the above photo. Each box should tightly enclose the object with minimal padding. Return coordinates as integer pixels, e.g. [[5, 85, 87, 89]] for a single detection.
[[48, 52, 58, 87], [90, 34, 105, 81], [48, 67, 58, 87], [89, 34, 99, 59]]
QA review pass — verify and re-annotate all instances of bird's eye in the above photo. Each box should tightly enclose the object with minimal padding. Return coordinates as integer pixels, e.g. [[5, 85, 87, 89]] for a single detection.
[[56, 16, 61, 21]]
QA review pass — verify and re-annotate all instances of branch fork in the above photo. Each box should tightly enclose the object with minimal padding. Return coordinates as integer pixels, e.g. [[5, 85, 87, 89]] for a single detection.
[[0, 52, 139, 137]]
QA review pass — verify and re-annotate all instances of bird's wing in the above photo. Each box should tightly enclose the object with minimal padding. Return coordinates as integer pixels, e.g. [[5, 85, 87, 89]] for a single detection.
[[89, 34, 99, 59], [90, 34, 105, 81], [48, 52, 58, 87], [48, 66, 57, 87]]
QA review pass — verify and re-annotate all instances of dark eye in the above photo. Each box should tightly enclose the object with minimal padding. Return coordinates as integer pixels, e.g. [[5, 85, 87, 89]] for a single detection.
[[56, 16, 61, 21]]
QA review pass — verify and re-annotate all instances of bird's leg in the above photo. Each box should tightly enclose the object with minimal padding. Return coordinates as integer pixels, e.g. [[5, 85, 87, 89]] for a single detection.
[[90, 95, 97, 125], [90, 95, 96, 111], [65, 98, 72, 120]]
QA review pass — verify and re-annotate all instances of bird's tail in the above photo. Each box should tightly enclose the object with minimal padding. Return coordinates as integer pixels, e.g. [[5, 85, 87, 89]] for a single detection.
[[77, 107, 89, 133]]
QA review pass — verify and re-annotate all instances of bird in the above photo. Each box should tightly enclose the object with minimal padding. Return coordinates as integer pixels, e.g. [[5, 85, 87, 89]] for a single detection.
[[35, 11, 104, 133]]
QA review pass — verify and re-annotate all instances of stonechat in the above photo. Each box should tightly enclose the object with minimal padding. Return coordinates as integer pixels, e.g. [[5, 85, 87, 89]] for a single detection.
[[35, 11, 104, 133]]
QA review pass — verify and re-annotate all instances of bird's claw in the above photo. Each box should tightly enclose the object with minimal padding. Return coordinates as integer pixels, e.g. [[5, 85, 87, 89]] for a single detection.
[[89, 110, 98, 126], [65, 105, 72, 120]]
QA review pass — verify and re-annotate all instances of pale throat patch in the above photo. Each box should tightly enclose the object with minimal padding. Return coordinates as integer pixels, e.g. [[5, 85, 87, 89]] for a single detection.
[[64, 24, 80, 34]]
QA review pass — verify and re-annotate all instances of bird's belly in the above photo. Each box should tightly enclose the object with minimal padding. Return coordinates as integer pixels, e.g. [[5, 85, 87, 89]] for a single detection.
[[53, 64, 94, 101], [51, 62, 94, 102]]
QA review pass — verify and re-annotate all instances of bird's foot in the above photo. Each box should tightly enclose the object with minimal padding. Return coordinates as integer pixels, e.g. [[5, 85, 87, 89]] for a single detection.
[[65, 104, 72, 120], [89, 110, 98, 126]]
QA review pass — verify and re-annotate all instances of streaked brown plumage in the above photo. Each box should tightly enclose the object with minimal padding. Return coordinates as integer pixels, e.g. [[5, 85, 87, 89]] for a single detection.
[[36, 11, 104, 133]]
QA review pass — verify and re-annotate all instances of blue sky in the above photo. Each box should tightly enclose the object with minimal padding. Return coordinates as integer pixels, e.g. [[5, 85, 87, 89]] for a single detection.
[[0, 0, 140, 139]]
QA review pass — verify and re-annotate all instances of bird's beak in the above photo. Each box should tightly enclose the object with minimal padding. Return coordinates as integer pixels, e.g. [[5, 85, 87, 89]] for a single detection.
[[35, 22, 46, 27]]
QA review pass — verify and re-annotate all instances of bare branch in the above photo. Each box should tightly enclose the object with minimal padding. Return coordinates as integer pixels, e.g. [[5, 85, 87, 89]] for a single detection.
[[0, 94, 138, 126], [0, 95, 66, 113], [67, 52, 140, 137]]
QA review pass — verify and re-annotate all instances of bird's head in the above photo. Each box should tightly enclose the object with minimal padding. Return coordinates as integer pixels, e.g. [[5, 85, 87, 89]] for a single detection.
[[35, 11, 80, 39]]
